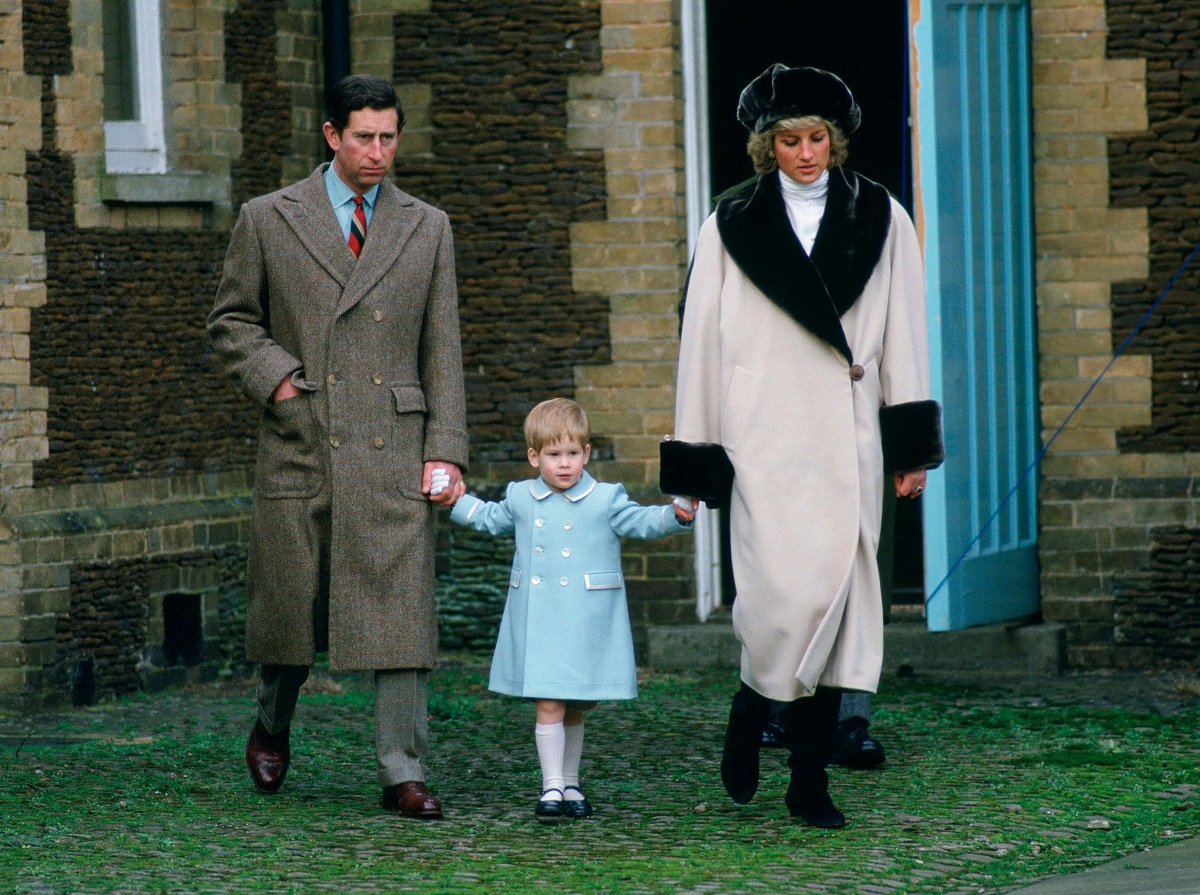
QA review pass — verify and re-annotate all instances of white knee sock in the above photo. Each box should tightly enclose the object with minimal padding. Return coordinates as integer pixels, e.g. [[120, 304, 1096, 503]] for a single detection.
[[563, 721, 585, 793], [535, 722, 565, 799]]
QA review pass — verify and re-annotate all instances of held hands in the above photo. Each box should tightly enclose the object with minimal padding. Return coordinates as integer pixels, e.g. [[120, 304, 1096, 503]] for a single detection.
[[673, 496, 699, 523], [424, 462, 465, 507], [894, 469, 927, 499]]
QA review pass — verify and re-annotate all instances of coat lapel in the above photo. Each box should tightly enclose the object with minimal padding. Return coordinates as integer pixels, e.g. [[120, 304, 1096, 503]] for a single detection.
[[715, 169, 892, 364], [334, 181, 422, 317], [276, 166, 356, 289]]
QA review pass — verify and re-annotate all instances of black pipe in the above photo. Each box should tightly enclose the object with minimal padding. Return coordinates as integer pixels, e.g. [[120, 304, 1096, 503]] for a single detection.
[[322, 0, 351, 105]]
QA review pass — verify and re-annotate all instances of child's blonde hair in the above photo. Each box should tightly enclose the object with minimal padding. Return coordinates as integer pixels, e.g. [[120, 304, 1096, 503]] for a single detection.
[[524, 398, 590, 452]]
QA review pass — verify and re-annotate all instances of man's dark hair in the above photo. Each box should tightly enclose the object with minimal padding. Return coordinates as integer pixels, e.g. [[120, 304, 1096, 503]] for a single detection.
[[325, 74, 405, 133]]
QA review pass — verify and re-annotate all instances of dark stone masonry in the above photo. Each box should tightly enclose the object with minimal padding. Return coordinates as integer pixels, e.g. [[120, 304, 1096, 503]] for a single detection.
[[1112, 524, 1200, 663], [1108, 0, 1200, 453], [394, 0, 611, 463]]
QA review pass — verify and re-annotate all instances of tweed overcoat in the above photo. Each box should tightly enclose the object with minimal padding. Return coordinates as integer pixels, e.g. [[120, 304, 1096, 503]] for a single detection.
[[208, 165, 468, 671], [449, 472, 690, 700], [675, 170, 942, 702]]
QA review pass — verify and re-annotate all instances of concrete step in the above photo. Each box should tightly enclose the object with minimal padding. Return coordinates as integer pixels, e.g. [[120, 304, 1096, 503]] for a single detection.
[[646, 617, 1067, 676]]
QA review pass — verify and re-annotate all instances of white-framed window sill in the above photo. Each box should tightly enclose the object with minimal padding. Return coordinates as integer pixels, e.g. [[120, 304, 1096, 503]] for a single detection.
[[99, 173, 229, 206]]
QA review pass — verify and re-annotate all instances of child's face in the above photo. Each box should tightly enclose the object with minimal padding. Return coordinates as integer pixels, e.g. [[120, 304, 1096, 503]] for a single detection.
[[528, 438, 591, 492]]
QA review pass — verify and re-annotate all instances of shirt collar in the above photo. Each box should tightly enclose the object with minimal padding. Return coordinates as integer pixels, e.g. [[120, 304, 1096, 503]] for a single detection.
[[529, 470, 597, 502], [325, 163, 380, 210]]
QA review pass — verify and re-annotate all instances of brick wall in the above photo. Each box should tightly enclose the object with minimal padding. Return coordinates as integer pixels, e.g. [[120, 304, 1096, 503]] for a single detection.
[[1034, 0, 1200, 669]]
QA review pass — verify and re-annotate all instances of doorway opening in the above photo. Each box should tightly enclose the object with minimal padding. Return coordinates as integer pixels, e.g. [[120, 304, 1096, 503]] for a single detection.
[[703, 0, 925, 608]]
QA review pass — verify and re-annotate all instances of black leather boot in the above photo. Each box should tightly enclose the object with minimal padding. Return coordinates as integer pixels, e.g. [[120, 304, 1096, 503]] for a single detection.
[[782, 687, 846, 828], [720, 683, 771, 804]]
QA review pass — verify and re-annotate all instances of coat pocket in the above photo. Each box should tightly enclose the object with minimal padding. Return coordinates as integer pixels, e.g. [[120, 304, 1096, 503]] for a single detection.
[[584, 571, 623, 591], [390, 384, 429, 499], [255, 393, 323, 499]]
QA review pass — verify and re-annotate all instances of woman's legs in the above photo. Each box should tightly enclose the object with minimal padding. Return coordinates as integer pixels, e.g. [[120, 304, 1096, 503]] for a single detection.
[[781, 686, 846, 828], [721, 682, 772, 803]]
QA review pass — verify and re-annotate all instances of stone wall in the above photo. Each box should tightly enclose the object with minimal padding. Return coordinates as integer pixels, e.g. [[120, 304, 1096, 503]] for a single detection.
[[1034, 0, 1200, 669]]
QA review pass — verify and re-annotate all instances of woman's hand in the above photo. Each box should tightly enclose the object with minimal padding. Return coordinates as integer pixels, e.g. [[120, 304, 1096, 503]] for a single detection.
[[894, 469, 927, 499], [673, 496, 699, 523]]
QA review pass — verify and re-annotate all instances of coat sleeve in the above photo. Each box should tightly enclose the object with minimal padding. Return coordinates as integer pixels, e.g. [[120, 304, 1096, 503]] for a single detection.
[[674, 214, 727, 448], [607, 485, 691, 538], [448, 486, 517, 536], [418, 211, 470, 471], [878, 199, 944, 472], [206, 203, 305, 407]]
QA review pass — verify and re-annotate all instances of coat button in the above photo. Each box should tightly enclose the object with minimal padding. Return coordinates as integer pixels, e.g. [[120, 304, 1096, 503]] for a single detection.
[[373, 309, 383, 322], [564, 522, 573, 530], [560, 577, 568, 586], [849, 364, 865, 381], [373, 437, 384, 449], [535, 519, 544, 527], [534, 547, 543, 555], [531, 576, 542, 585], [330, 437, 341, 448], [327, 373, 337, 385], [372, 373, 383, 385], [562, 548, 570, 557]]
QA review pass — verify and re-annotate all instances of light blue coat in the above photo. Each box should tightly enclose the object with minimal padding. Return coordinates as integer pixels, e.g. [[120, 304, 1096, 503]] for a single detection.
[[449, 471, 690, 700]]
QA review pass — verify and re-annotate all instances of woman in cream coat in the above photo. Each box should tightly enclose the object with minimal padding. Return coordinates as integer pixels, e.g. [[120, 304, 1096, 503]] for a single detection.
[[674, 65, 943, 827]]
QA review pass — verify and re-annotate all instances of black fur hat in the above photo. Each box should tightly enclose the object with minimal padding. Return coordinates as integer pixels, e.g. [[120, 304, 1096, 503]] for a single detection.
[[736, 64, 861, 135]]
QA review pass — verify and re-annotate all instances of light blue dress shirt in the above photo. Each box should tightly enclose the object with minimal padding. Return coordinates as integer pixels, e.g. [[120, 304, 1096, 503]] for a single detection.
[[324, 164, 379, 241]]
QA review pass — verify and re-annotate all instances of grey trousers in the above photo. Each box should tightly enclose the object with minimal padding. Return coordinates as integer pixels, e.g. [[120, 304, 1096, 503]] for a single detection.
[[257, 664, 429, 787]]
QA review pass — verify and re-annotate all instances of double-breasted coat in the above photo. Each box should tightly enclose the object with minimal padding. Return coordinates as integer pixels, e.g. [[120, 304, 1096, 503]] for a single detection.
[[208, 165, 468, 672], [450, 472, 690, 700], [675, 170, 943, 702]]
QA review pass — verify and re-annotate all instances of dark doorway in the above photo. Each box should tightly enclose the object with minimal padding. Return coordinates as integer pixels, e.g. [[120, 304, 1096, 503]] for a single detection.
[[705, 0, 925, 606], [163, 593, 204, 665]]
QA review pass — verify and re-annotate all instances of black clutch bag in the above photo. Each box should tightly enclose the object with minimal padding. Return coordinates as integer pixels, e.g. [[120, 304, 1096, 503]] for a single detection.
[[659, 438, 734, 510]]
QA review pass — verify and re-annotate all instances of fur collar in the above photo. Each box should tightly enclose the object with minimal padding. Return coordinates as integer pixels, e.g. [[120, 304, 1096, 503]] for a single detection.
[[715, 168, 892, 363]]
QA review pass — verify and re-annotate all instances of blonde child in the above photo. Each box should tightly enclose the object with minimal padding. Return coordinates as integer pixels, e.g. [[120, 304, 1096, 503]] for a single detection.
[[445, 398, 695, 820]]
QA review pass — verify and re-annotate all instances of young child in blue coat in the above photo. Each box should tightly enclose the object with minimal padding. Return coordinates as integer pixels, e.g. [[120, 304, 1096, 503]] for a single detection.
[[445, 398, 696, 821]]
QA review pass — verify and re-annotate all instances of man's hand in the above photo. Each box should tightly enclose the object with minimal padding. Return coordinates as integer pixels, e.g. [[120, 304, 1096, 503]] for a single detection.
[[423, 462, 464, 507], [272, 376, 301, 403]]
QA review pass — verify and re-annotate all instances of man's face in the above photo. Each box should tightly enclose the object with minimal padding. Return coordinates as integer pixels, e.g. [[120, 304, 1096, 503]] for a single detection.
[[323, 107, 400, 194]]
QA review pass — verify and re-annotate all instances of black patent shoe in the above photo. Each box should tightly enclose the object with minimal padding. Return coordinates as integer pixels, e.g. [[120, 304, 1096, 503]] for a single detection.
[[721, 686, 771, 804], [785, 765, 846, 829], [563, 787, 593, 819], [761, 704, 787, 748], [830, 717, 886, 769], [535, 788, 566, 821]]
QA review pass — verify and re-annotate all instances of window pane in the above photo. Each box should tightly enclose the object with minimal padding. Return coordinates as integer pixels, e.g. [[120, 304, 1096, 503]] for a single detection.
[[102, 0, 139, 122]]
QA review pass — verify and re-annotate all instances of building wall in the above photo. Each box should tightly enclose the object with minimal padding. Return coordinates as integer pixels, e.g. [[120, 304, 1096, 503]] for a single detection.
[[1033, 0, 1200, 669], [1, 0, 695, 709]]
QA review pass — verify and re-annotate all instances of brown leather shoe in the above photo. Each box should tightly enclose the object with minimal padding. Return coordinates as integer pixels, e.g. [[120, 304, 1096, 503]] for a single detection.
[[245, 719, 290, 794], [381, 781, 443, 819]]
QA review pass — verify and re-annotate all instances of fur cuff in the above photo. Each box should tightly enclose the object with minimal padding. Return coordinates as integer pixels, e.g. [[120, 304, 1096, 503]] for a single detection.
[[880, 400, 944, 473]]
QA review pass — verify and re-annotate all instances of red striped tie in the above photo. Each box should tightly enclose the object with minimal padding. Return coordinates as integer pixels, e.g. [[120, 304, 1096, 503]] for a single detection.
[[349, 195, 366, 258]]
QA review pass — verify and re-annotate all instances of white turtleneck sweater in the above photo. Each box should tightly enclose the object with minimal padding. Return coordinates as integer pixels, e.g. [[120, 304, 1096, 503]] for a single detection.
[[778, 168, 829, 255]]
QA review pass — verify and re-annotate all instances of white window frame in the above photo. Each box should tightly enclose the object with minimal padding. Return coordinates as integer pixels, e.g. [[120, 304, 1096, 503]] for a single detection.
[[104, 0, 166, 174]]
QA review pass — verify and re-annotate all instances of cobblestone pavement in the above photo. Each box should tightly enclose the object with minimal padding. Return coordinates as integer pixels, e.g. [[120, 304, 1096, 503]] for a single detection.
[[3, 664, 1198, 895]]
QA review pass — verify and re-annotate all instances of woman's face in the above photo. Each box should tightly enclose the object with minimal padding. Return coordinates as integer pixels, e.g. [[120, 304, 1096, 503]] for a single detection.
[[773, 124, 832, 185]]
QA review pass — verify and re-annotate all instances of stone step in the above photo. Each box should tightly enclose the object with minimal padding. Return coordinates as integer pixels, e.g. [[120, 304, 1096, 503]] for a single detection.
[[646, 618, 1067, 676]]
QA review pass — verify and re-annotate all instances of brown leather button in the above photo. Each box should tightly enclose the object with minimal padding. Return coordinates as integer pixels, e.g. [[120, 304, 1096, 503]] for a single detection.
[[849, 364, 865, 381]]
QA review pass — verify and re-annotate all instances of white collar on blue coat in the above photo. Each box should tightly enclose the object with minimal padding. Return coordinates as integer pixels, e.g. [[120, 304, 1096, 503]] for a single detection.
[[529, 470, 598, 502]]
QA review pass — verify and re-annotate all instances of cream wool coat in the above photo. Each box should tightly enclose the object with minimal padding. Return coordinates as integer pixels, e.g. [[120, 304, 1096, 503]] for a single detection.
[[675, 170, 939, 702], [208, 165, 468, 672]]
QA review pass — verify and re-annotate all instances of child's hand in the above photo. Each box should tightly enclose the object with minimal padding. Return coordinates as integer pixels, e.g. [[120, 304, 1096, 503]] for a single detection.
[[673, 496, 698, 523]]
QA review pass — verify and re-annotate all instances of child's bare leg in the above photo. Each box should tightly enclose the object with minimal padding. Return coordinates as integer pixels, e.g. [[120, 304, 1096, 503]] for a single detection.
[[562, 701, 598, 818]]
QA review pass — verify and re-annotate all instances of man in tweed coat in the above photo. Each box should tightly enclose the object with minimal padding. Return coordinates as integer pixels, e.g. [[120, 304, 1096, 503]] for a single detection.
[[207, 75, 468, 818]]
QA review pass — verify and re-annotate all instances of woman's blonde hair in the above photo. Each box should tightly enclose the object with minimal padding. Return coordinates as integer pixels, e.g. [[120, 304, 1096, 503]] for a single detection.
[[746, 115, 849, 174], [524, 398, 590, 452]]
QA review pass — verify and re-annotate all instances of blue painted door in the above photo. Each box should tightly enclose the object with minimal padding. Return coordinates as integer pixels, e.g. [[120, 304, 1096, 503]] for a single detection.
[[913, 0, 1040, 630]]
